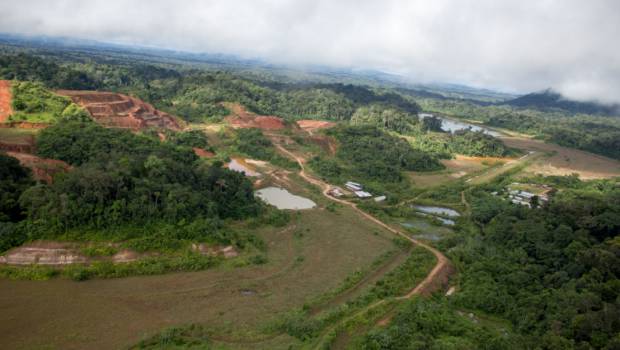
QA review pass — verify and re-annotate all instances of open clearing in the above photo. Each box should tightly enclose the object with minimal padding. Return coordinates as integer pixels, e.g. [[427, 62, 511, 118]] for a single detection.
[[0, 207, 397, 350], [501, 137, 620, 179], [407, 155, 503, 187], [223, 102, 285, 130]]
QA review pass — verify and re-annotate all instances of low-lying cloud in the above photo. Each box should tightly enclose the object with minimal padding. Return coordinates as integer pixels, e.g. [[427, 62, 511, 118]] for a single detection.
[[1, 0, 619, 103]]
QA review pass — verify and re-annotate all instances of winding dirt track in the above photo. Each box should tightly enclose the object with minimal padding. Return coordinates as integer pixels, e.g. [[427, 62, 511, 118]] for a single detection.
[[274, 143, 453, 299], [272, 143, 454, 348]]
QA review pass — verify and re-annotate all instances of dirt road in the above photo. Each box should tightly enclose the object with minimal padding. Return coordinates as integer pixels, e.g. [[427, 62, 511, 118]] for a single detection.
[[274, 143, 453, 299]]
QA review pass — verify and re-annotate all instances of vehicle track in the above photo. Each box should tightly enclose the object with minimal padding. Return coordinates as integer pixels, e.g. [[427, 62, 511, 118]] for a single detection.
[[272, 142, 454, 348]]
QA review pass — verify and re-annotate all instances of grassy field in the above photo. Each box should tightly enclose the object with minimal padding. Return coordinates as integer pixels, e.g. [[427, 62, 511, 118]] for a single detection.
[[406, 155, 501, 188], [501, 136, 620, 179], [0, 206, 398, 350], [0, 128, 38, 144]]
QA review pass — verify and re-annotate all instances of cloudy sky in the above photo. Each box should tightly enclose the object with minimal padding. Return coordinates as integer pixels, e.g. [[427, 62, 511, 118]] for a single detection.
[[1, 0, 619, 103]]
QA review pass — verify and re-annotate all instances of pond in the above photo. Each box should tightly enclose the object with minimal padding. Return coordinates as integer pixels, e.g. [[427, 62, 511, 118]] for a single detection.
[[227, 158, 260, 177], [255, 187, 316, 210], [401, 221, 432, 230], [419, 114, 502, 137], [413, 205, 461, 218]]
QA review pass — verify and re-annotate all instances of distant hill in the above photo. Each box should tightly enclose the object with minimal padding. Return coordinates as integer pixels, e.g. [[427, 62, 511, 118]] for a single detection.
[[502, 89, 620, 116], [0, 32, 516, 103]]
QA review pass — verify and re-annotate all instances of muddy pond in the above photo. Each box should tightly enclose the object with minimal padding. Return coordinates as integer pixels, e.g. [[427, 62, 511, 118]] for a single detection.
[[255, 187, 316, 210]]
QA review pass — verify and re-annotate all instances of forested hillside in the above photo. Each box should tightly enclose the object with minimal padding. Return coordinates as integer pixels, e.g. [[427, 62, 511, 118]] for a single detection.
[[504, 90, 620, 116], [0, 118, 264, 262]]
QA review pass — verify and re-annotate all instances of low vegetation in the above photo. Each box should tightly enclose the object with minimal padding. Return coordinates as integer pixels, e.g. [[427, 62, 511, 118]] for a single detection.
[[8, 81, 89, 123]]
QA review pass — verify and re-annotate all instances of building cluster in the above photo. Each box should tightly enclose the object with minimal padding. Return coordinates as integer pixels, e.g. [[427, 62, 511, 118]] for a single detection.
[[491, 183, 552, 208], [328, 181, 385, 202]]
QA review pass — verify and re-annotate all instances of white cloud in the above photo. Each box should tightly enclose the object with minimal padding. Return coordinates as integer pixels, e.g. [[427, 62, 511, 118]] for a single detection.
[[1, 0, 619, 103]]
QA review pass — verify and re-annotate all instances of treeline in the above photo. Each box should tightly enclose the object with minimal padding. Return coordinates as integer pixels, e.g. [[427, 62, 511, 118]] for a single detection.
[[0, 53, 100, 90], [487, 114, 620, 160]]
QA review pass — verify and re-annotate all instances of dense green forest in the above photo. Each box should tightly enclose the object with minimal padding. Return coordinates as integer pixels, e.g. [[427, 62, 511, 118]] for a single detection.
[[451, 177, 620, 348], [310, 125, 444, 187], [0, 53, 419, 123], [358, 176, 620, 349]]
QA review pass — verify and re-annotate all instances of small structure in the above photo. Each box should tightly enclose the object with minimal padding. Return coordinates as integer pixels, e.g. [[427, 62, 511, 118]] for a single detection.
[[345, 181, 363, 191], [354, 191, 372, 198], [374, 195, 387, 202], [328, 187, 344, 197]]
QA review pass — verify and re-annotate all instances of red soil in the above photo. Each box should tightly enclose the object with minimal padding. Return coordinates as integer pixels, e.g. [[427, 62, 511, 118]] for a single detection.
[[0, 141, 35, 154], [7, 151, 71, 184], [0, 80, 13, 123], [0, 121, 50, 129], [224, 102, 285, 130], [193, 147, 215, 158], [296, 119, 335, 134], [58, 90, 182, 131]]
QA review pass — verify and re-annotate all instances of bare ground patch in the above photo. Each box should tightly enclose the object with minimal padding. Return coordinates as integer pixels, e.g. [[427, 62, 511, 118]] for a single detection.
[[223, 102, 285, 130], [58, 90, 182, 131], [0, 80, 12, 123], [501, 137, 620, 179]]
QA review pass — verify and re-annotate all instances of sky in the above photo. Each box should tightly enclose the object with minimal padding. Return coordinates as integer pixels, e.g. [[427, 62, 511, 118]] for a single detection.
[[1, 0, 619, 104]]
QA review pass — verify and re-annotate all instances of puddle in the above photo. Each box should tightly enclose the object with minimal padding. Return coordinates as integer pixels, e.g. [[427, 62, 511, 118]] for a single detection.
[[255, 187, 316, 210], [240, 289, 256, 296]]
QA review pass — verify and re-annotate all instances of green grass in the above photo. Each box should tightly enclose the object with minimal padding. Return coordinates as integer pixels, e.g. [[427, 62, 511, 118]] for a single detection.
[[7, 81, 89, 123], [0, 206, 397, 349]]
